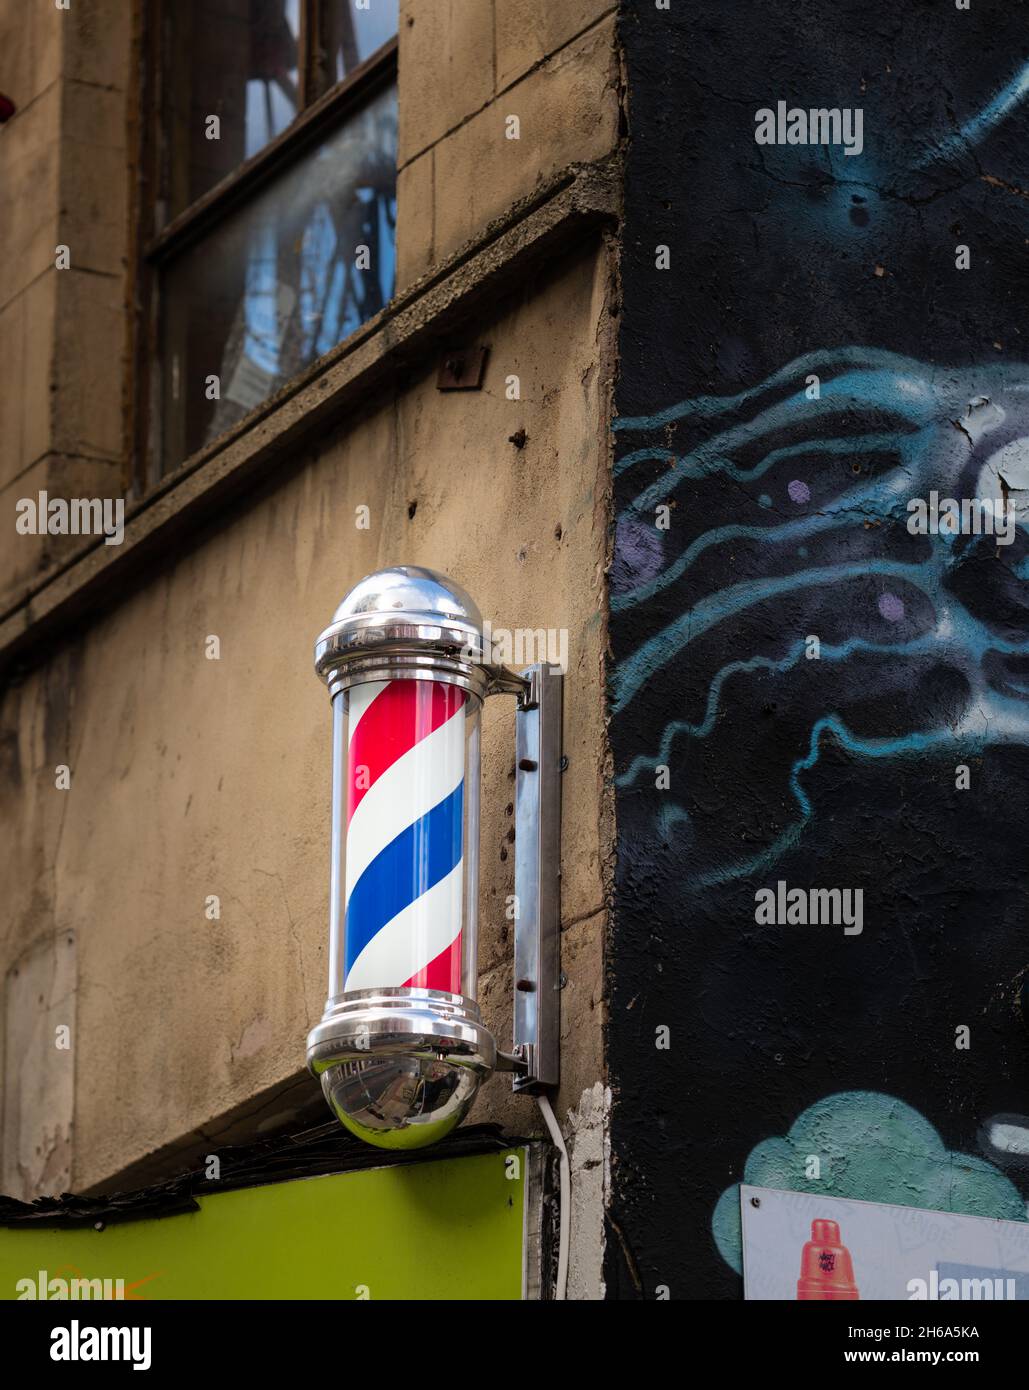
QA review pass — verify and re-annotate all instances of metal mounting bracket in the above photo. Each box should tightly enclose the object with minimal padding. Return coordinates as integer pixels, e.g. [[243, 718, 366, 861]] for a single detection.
[[510, 663, 563, 1092]]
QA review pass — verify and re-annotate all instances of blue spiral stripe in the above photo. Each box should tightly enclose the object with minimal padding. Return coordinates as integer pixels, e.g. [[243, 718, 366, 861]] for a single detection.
[[344, 782, 465, 979]]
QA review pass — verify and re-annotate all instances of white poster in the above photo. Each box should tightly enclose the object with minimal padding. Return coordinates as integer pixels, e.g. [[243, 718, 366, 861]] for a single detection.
[[741, 1185, 1029, 1301]]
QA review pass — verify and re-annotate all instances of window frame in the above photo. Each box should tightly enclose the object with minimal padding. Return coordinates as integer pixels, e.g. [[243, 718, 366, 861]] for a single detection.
[[131, 1, 399, 493]]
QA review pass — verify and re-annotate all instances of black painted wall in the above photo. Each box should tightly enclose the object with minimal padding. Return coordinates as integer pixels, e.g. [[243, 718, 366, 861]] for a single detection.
[[607, 0, 1029, 1299]]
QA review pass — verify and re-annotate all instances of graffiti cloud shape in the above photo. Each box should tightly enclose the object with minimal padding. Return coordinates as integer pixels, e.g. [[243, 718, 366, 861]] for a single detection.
[[712, 1091, 1026, 1274]]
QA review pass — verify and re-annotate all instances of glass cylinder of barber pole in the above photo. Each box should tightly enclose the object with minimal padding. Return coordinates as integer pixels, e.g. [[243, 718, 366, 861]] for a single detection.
[[307, 567, 495, 1150], [330, 676, 480, 1001]]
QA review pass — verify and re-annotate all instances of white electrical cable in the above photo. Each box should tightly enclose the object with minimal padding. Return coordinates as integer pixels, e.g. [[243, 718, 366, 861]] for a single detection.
[[535, 1091, 570, 1300]]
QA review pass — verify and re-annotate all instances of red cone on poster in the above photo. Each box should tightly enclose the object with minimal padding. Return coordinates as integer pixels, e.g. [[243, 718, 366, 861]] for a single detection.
[[796, 1219, 860, 1300]]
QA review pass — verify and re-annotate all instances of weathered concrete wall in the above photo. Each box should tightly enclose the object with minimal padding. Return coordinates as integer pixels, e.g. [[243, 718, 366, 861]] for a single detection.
[[396, 0, 620, 287], [0, 242, 614, 1195], [2, 932, 76, 1198], [0, 0, 129, 609]]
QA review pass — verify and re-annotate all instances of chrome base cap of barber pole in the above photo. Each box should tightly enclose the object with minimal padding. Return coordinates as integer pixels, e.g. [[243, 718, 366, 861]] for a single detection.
[[306, 988, 497, 1150]]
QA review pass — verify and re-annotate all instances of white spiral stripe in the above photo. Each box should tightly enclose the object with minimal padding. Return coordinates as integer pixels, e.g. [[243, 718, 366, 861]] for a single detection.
[[345, 706, 465, 907], [344, 860, 464, 991], [347, 680, 388, 747]]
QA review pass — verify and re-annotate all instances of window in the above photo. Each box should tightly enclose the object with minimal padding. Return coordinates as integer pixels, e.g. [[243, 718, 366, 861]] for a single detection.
[[140, 1, 399, 482]]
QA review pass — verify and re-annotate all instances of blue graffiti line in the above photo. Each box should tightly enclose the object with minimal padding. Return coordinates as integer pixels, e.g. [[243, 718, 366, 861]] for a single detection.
[[615, 352, 1029, 440], [615, 471, 930, 616], [614, 347, 1029, 884], [695, 710, 1029, 889], [613, 558, 939, 715], [614, 545, 1029, 718], [616, 373, 941, 495], [615, 431, 911, 503], [920, 60, 1029, 166], [616, 634, 943, 790], [621, 626, 1029, 885], [613, 347, 942, 435]]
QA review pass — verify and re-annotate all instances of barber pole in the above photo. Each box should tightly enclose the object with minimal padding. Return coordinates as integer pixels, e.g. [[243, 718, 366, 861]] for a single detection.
[[343, 679, 467, 995], [307, 565, 563, 1150], [308, 567, 494, 1149]]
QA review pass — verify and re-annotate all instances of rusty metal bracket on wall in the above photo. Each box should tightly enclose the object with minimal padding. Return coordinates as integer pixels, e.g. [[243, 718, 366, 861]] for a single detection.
[[436, 346, 489, 390]]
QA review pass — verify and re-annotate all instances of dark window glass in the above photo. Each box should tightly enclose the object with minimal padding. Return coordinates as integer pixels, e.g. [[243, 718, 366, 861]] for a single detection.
[[159, 84, 397, 466], [162, 0, 303, 221]]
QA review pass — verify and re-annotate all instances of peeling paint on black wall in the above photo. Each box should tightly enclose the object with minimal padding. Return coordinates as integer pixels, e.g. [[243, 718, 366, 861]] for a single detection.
[[608, 0, 1029, 1300]]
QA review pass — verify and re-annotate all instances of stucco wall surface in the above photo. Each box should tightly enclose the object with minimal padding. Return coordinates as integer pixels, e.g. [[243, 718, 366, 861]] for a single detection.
[[1, 244, 614, 1194]]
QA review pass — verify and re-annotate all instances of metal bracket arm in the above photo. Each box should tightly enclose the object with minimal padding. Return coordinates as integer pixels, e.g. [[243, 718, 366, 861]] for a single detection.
[[483, 663, 532, 702]]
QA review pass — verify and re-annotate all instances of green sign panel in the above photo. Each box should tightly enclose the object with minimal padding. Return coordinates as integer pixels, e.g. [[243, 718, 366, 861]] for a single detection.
[[1, 1148, 528, 1300]]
